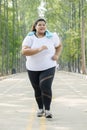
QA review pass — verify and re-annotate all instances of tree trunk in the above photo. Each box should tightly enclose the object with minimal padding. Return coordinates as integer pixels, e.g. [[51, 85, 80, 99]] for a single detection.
[[81, 0, 86, 74]]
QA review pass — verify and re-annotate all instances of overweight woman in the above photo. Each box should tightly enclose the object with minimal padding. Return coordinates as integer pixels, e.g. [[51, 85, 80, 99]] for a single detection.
[[22, 18, 62, 118]]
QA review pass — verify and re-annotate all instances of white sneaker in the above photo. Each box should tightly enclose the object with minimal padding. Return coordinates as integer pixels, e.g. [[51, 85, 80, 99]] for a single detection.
[[45, 110, 52, 118], [37, 109, 44, 117]]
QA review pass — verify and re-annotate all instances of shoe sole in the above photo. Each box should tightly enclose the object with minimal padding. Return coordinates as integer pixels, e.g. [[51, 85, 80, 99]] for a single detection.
[[45, 115, 52, 118], [37, 115, 43, 117]]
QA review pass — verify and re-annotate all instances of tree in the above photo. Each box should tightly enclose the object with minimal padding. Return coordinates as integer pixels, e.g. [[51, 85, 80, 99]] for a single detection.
[[80, 0, 86, 74]]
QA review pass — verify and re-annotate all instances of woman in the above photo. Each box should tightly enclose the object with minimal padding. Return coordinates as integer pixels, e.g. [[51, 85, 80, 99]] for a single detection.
[[22, 18, 62, 118]]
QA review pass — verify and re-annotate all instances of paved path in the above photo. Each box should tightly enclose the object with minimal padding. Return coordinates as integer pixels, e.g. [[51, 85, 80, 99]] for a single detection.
[[0, 71, 87, 130]]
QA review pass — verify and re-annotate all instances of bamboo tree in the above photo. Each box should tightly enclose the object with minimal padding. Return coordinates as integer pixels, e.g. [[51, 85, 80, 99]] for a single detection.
[[11, 0, 15, 72], [5, 0, 9, 74], [1, 0, 6, 75], [81, 0, 86, 74], [0, 0, 2, 75]]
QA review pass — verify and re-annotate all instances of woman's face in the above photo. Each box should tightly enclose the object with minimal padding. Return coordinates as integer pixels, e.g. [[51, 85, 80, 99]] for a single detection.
[[35, 21, 46, 34]]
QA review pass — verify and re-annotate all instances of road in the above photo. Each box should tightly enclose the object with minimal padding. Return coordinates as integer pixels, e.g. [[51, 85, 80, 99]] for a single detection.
[[0, 71, 87, 130]]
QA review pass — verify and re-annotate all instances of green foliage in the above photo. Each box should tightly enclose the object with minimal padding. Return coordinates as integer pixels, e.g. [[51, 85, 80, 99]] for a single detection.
[[0, 0, 87, 75]]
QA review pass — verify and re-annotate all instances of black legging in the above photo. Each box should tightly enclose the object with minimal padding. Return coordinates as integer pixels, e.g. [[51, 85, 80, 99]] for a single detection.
[[27, 67, 55, 110]]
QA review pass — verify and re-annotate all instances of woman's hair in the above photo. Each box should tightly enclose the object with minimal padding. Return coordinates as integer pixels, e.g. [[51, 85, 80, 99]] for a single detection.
[[32, 18, 46, 31]]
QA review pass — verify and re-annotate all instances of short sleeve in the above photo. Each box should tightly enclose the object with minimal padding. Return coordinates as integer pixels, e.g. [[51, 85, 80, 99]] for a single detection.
[[53, 33, 61, 47], [22, 36, 33, 47]]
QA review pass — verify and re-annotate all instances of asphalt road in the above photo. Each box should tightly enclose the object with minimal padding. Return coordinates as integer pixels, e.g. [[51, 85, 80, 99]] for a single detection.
[[0, 71, 87, 130]]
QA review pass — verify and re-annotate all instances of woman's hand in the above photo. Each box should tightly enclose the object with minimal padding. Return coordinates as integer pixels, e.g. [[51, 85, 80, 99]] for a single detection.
[[52, 44, 62, 61], [52, 54, 58, 61]]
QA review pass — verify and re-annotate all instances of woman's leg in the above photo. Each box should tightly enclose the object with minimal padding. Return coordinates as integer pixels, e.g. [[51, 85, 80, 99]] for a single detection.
[[39, 67, 55, 111], [27, 70, 43, 109]]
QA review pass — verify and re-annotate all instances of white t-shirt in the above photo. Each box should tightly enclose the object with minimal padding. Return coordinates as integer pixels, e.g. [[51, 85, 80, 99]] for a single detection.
[[22, 32, 60, 71]]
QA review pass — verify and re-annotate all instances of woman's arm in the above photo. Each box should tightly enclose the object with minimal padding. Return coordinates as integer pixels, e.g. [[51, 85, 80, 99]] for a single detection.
[[52, 43, 62, 61], [21, 46, 48, 56]]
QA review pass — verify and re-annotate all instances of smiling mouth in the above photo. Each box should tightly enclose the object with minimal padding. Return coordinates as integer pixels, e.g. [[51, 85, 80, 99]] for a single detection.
[[40, 29, 45, 31]]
